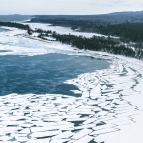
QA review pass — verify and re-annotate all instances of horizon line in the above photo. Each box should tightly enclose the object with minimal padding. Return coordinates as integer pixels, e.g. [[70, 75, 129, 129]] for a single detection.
[[0, 10, 143, 16]]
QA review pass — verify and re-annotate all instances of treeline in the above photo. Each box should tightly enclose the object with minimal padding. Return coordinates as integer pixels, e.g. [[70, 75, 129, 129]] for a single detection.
[[31, 17, 143, 42], [0, 21, 32, 34], [35, 28, 52, 36], [96, 23, 143, 42], [51, 33, 140, 58]]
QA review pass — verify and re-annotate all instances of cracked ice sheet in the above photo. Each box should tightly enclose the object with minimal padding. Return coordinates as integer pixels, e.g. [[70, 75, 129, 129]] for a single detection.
[[63, 55, 143, 143], [0, 60, 143, 143], [94, 114, 143, 143], [123, 82, 143, 111]]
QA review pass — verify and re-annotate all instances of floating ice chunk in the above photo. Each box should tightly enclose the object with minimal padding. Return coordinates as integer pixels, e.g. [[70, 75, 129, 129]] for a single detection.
[[112, 120, 134, 126], [52, 131, 74, 139], [0, 136, 13, 141], [70, 90, 82, 94], [83, 117, 98, 125], [19, 128, 30, 134], [30, 130, 61, 138], [27, 138, 50, 143], [74, 123, 96, 130], [90, 127, 119, 135], [50, 139, 69, 143], [15, 136, 28, 142], [82, 92, 89, 98], [73, 135, 93, 143], [66, 117, 87, 122], [1, 141, 19, 143], [71, 129, 92, 140]]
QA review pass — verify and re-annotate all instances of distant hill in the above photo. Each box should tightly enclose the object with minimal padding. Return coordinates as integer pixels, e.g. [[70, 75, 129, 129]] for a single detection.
[[109, 11, 143, 15], [0, 15, 31, 22]]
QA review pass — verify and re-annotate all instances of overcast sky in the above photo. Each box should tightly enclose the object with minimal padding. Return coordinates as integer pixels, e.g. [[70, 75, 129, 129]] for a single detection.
[[0, 0, 143, 15]]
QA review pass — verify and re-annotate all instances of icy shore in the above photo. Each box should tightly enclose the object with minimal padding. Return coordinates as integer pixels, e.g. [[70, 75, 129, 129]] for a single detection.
[[0, 25, 143, 143]]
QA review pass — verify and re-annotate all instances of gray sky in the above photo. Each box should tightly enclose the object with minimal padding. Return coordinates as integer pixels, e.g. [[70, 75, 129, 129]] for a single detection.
[[0, 0, 143, 15]]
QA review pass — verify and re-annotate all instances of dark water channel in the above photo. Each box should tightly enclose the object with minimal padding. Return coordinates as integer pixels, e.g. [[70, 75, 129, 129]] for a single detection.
[[0, 53, 110, 96]]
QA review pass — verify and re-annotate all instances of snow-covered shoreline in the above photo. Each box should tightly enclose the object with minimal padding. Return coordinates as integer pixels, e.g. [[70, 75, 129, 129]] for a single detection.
[[0, 24, 143, 143]]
